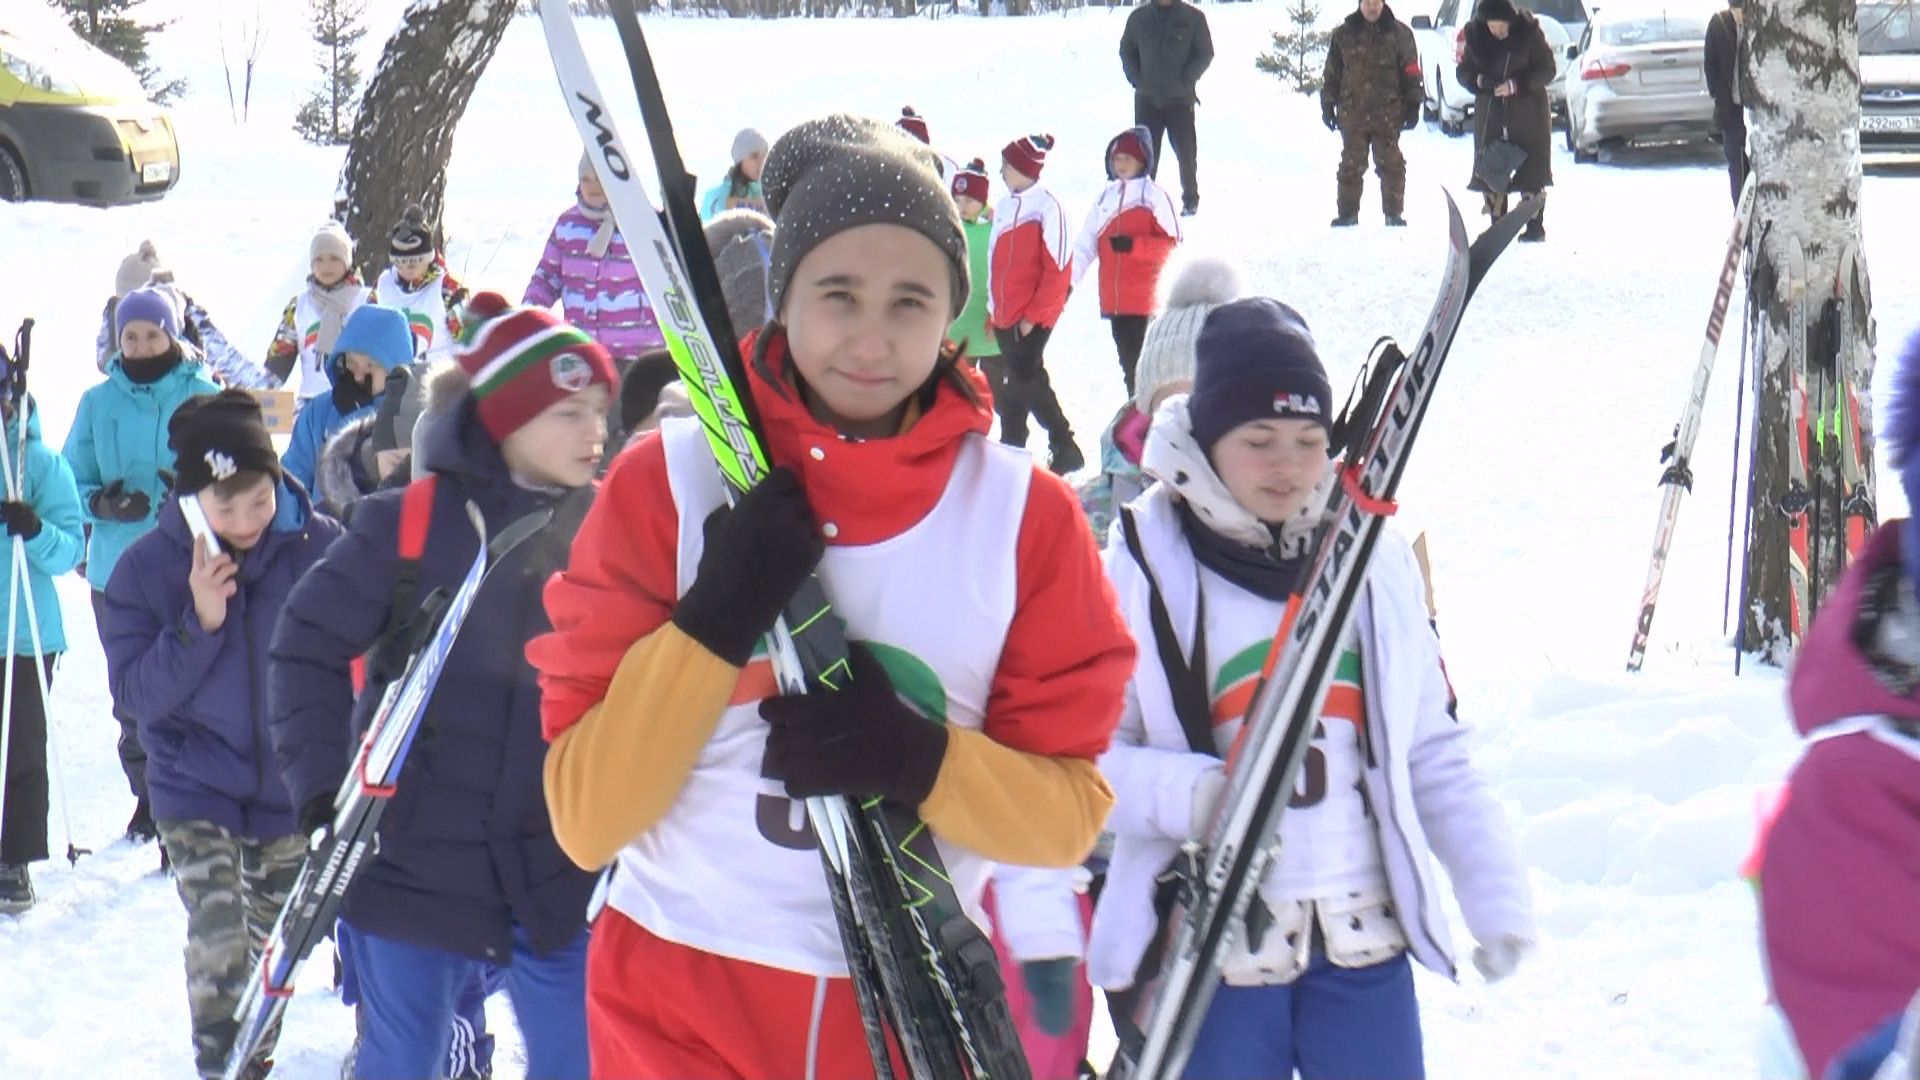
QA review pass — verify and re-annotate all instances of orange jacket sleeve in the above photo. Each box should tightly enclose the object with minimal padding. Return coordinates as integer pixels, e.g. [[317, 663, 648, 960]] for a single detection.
[[529, 436, 743, 869], [915, 468, 1135, 866], [530, 435, 682, 740]]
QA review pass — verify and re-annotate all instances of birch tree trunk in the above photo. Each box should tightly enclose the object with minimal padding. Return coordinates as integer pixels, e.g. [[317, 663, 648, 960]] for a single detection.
[[1742, 0, 1880, 661], [334, 0, 517, 282]]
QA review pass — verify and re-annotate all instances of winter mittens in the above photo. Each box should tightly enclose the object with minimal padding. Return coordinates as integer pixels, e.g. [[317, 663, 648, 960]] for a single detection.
[[90, 479, 151, 523], [1472, 934, 1532, 983], [671, 467, 824, 667], [0, 500, 41, 540], [761, 642, 949, 808]]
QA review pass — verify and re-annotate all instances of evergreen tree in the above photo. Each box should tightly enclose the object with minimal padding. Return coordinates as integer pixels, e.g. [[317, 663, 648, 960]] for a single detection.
[[50, 0, 185, 103], [1255, 0, 1332, 95], [293, 0, 368, 146]]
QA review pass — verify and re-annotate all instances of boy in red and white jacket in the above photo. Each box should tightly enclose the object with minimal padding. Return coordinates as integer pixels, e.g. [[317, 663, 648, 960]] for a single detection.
[[1071, 125, 1182, 399], [990, 133, 1084, 476]]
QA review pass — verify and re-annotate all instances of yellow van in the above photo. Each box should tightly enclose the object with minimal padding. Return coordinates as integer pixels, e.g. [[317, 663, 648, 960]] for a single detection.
[[0, 15, 180, 206]]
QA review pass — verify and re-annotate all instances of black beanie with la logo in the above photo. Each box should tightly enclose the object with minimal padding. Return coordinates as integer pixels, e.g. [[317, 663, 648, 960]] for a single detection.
[[169, 389, 283, 496]]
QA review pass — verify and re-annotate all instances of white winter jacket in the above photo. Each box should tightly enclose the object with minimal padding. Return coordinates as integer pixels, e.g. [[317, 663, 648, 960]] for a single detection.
[[1085, 484, 1535, 990]]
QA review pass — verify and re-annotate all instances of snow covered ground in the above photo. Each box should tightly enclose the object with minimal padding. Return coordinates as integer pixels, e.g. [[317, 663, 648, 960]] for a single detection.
[[4, 2, 1920, 1077]]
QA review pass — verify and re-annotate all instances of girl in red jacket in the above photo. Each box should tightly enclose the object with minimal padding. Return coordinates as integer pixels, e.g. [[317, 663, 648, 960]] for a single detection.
[[990, 133, 1085, 475], [1070, 125, 1183, 398], [527, 114, 1136, 1080]]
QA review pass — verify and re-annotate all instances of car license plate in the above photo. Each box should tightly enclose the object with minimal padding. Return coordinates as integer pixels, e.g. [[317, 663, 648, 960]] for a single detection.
[[142, 161, 171, 184], [1641, 64, 1697, 85], [1862, 114, 1920, 133]]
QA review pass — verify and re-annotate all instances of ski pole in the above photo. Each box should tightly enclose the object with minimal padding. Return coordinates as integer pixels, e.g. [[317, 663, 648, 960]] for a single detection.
[[1722, 275, 1750, 636], [1734, 224, 1773, 674]]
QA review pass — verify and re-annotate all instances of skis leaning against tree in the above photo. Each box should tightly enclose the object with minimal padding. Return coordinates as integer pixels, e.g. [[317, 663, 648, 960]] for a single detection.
[[1626, 175, 1756, 672]]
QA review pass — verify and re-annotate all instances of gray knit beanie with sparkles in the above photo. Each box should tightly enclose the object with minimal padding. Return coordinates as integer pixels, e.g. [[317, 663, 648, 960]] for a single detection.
[[762, 114, 969, 319]]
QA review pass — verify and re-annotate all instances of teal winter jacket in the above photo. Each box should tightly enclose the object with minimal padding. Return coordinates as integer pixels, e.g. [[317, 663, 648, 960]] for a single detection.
[[62, 355, 219, 591], [1, 400, 84, 654]]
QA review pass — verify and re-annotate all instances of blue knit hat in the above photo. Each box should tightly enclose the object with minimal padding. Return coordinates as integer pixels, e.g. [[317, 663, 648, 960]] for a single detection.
[[330, 304, 416, 373], [1189, 298, 1333, 453], [115, 286, 179, 342]]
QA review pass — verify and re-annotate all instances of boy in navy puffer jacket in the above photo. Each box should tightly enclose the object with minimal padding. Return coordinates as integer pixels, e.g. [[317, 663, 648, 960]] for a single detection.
[[100, 390, 343, 1080], [269, 294, 612, 1079]]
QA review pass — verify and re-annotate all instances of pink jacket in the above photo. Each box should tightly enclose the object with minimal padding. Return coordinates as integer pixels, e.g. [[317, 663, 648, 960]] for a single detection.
[[523, 200, 666, 357], [1763, 523, 1920, 1080]]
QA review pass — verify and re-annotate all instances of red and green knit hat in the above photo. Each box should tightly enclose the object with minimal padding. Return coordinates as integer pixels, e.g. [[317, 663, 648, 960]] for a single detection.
[[455, 291, 616, 442]]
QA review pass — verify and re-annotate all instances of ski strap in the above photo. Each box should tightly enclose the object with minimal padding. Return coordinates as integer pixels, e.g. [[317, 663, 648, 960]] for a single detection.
[[362, 476, 440, 688], [389, 475, 438, 637], [1119, 508, 1215, 758]]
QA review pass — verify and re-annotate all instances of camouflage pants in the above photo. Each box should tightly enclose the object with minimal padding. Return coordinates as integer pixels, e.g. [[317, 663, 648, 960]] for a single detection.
[[1337, 127, 1408, 217], [158, 819, 307, 1079]]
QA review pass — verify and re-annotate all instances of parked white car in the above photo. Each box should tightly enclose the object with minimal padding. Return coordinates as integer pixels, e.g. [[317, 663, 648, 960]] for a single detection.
[[1412, 0, 1582, 135], [1860, 0, 1920, 151], [1563, 5, 1716, 162]]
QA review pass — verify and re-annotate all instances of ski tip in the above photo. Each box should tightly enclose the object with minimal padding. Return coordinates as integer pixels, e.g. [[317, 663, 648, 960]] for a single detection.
[[1465, 192, 1541, 289], [1443, 190, 1468, 253]]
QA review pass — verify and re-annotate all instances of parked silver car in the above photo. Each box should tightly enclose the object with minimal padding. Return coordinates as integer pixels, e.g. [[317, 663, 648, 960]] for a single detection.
[[1860, 0, 1920, 151], [1563, 5, 1715, 161], [1412, 0, 1582, 135]]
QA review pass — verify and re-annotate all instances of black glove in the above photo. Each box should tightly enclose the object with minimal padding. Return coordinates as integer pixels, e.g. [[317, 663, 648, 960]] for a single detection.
[[90, 480, 152, 523], [1323, 105, 1339, 132], [299, 794, 333, 838], [760, 642, 950, 807], [671, 468, 824, 666], [1403, 109, 1421, 131], [1108, 234, 1135, 254], [0, 500, 40, 540]]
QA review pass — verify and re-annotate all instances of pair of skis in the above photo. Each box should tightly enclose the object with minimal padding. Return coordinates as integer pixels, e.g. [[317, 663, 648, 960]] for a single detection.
[[536, 2, 1026, 1077], [0, 319, 86, 869], [223, 506, 548, 1080], [1626, 177, 1756, 672], [1626, 179, 1876, 669], [1774, 235, 1873, 654], [1112, 197, 1541, 1079]]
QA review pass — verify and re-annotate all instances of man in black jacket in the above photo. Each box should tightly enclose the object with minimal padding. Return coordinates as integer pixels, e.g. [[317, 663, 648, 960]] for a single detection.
[[1703, 0, 1747, 205], [1121, 0, 1214, 215]]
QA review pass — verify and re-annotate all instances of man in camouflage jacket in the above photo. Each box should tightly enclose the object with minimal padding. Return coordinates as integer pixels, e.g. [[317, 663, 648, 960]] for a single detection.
[[1322, 0, 1425, 226]]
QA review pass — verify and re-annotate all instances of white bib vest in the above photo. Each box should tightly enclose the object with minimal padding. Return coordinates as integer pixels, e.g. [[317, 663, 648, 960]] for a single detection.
[[374, 268, 455, 362], [292, 284, 369, 401], [1192, 569, 1387, 905], [607, 416, 1033, 975]]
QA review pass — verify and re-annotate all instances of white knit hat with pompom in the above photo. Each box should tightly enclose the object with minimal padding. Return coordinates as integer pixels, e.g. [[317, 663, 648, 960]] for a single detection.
[[1134, 254, 1242, 415]]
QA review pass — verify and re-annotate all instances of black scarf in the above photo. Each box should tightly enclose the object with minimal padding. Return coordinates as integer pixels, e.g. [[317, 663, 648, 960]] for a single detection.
[[122, 346, 184, 386], [332, 371, 377, 416], [1177, 500, 1305, 601]]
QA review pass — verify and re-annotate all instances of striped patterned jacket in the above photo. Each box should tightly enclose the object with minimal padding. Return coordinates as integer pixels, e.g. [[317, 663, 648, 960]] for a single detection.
[[523, 202, 665, 358]]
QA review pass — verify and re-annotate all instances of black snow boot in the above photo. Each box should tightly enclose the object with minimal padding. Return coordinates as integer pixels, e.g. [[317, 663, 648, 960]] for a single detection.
[[1385, 214, 1408, 227], [1331, 214, 1359, 227], [126, 798, 157, 844], [1520, 216, 1546, 243], [0, 863, 32, 914]]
